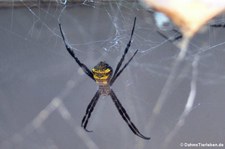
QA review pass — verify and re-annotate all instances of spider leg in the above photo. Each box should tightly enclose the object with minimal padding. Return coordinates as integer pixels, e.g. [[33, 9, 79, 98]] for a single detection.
[[59, 23, 95, 81], [110, 90, 150, 140], [110, 49, 138, 85], [111, 17, 136, 81], [81, 90, 101, 132]]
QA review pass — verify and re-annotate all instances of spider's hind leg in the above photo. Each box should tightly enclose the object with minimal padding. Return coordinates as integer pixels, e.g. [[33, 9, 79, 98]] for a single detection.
[[58, 23, 95, 81], [111, 17, 137, 83]]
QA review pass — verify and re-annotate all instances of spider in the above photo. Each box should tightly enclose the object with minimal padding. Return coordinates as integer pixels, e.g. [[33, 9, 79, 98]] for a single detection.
[[59, 17, 150, 140]]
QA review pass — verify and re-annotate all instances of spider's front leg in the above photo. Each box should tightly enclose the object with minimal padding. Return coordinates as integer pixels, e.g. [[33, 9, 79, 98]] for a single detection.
[[81, 90, 101, 132], [110, 89, 150, 140]]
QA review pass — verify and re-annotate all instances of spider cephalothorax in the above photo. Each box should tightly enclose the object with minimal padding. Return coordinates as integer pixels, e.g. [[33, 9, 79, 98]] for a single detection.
[[92, 61, 113, 85], [59, 17, 150, 140]]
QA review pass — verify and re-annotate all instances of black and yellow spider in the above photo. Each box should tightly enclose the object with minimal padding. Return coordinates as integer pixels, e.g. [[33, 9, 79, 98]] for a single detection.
[[59, 18, 150, 140]]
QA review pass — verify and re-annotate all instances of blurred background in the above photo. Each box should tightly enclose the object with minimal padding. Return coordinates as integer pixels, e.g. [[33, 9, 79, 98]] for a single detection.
[[0, 0, 225, 149]]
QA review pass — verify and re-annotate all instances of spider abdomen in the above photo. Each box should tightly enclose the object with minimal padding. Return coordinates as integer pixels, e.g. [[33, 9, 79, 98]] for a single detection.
[[92, 61, 113, 85]]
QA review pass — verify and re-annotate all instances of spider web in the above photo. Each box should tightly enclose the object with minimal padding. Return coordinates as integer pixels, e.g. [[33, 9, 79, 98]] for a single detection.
[[0, 1, 225, 149]]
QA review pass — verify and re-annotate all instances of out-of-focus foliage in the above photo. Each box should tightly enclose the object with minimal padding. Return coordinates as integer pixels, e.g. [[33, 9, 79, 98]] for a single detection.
[[140, 0, 225, 37]]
